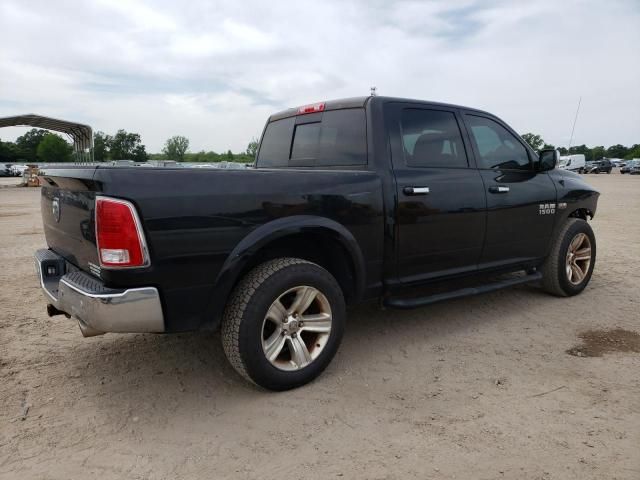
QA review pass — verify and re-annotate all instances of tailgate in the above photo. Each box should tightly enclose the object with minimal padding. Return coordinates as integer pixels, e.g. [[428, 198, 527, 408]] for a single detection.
[[40, 167, 101, 275]]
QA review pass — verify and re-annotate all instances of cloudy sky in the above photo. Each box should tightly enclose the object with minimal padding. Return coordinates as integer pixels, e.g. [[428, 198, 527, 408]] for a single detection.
[[1, 0, 639, 153]]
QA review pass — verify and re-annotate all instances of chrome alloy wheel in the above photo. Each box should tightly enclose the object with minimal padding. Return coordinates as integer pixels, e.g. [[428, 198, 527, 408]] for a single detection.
[[261, 286, 332, 371], [566, 233, 592, 285]]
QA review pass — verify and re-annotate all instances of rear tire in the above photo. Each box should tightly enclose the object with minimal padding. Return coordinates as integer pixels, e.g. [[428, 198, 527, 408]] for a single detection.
[[221, 258, 346, 391], [541, 218, 596, 297]]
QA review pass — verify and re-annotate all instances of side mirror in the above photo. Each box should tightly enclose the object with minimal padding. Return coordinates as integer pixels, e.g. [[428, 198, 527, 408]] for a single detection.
[[538, 149, 558, 172]]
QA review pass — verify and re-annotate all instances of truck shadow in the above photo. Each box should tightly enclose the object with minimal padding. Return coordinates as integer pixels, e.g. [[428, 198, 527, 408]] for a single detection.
[[62, 283, 547, 417]]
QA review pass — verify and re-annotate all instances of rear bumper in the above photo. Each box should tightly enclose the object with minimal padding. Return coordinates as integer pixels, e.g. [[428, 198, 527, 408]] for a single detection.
[[35, 249, 165, 336]]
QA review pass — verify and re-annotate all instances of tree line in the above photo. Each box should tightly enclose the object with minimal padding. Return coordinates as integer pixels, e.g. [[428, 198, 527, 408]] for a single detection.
[[0, 128, 150, 163], [0, 128, 257, 164], [0, 129, 75, 163], [521, 133, 640, 160], [150, 135, 257, 163], [93, 130, 148, 162]]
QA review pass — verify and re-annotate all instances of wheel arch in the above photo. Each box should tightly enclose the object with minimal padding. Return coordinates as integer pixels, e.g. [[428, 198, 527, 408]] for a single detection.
[[204, 215, 366, 329]]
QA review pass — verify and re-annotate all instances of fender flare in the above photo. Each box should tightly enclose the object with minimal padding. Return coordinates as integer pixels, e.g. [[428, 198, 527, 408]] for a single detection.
[[205, 215, 366, 327]]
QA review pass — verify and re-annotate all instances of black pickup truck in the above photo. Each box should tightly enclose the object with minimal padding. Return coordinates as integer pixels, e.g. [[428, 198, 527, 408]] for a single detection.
[[35, 96, 599, 390]]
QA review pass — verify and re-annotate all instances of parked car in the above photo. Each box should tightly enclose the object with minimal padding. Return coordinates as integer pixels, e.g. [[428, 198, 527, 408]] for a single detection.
[[0, 163, 11, 177], [621, 159, 640, 174], [34, 96, 600, 390], [558, 154, 586, 173], [630, 164, 640, 175], [608, 158, 624, 167], [585, 159, 612, 174]]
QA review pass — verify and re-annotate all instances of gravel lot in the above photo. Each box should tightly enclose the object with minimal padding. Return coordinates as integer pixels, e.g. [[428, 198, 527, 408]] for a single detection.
[[1, 172, 639, 479]]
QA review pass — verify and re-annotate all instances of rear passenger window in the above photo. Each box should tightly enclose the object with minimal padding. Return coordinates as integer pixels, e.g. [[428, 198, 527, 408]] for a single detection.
[[400, 109, 468, 168], [256, 117, 295, 167], [257, 108, 367, 168], [465, 115, 531, 170]]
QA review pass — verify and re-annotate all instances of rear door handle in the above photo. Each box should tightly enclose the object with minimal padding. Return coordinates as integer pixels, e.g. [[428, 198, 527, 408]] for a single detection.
[[403, 186, 430, 195], [488, 185, 510, 194]]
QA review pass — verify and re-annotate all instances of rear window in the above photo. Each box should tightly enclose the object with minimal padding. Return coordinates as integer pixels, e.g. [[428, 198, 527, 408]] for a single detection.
[[257, 108, 367, 168]]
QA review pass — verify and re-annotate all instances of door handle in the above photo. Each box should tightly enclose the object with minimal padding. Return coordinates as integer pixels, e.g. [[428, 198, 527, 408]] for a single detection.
[[403, 186, 430, 195], [488, 185, 510, 194]]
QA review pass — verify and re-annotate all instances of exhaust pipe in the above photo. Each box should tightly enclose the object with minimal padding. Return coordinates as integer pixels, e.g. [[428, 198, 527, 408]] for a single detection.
[[47, 304, 103, 337], [47, 304, 70, 318]]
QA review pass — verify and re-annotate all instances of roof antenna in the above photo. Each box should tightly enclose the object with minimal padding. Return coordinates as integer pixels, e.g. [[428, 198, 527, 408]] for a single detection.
[[567, 96, 582, 153], [370, 86, 377, 96]]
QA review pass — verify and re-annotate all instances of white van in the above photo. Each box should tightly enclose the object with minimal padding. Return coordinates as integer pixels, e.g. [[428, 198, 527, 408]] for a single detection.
[[558, 154, 586, 173]]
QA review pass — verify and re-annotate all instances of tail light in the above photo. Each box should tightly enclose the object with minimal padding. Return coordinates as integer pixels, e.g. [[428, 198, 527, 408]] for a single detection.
[[297, 102, 325, 115], [95, 196, 149, 268]]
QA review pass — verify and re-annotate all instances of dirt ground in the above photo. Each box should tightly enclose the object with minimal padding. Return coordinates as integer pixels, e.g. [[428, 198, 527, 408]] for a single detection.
[[1, 172, 639, 480]]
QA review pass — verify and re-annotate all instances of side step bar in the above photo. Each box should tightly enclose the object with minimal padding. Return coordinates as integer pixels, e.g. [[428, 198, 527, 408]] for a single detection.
[[383, 271, 543, 310]]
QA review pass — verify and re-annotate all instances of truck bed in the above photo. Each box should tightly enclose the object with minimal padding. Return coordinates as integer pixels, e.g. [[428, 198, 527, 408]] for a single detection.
[[39, 165, 385, 331]]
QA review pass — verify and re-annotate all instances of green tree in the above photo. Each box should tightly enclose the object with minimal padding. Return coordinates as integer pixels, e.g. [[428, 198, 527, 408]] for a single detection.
[[624, 144, 640, 160], [568, 144, 590, 157], [15, 128, 49, 162], [591, 146, 606, 161], [246, 137, 259, 158], [132, 144, 148, 162], [108, 129, 147, 160], [520, 133, 545, 151], [542, 143, 555, 150], [162, 135, 190, 162], [36, 133, 72, 162], [93, 131, 109, 162], [226, 149, 233, 160], [0, 140, 20, 162], [606, 144, 628, 159]]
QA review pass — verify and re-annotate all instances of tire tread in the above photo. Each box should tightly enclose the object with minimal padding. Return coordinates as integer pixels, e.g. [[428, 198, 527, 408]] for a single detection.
[[221, 258, 314, 385], [541, 218, 589, 296]]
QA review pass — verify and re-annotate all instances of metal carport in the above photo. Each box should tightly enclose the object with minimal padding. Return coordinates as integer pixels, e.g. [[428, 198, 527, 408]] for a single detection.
[[0, 114, 93, 162]]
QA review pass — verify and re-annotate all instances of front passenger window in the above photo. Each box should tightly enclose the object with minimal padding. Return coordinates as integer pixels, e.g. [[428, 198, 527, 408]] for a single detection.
[[465, 115, 531, 170]]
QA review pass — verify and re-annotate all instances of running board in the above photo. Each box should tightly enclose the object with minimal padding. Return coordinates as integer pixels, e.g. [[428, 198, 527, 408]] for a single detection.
[[383, 271, 543, 310]]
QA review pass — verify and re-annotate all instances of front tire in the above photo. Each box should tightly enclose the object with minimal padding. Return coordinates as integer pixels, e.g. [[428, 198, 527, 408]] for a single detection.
[[541, 218, 596, 296], [221, 258, 346, 390]]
